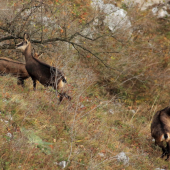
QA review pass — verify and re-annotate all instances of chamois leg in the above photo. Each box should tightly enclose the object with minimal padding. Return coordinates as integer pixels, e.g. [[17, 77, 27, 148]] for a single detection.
[[56, 88, 64, 102], [62, 92, 71, 101], [156, 141, 167, 158], [58, 92, 64, 102], [17, 78, 24, 87], [165, 141, 170, 161], [56, 83, 71, 102], [57, 87, 71, 102], [31, 78, 36, 91], [156, 141, 167, 159], [57, 92, 71, 102], [33, 80, 36, 91]]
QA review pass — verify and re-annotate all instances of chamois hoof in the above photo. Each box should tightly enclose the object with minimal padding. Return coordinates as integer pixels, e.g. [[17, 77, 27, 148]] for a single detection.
[[165, 158, 170, 161], [58, 94, 71, 102], [160, 154, 165, 159], [67, 95, 71, 101], [59, 96, 64, 102], [165, 155, 170, 161]]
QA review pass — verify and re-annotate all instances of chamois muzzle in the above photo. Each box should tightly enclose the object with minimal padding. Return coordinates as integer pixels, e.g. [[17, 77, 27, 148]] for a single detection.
[[16, 40, 29, 51], [16, 42, 23, 49]]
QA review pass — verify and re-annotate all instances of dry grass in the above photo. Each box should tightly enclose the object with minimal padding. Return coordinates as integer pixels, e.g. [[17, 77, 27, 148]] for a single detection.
[[1, 2, 170, 170], [0, 69, 169, 170]]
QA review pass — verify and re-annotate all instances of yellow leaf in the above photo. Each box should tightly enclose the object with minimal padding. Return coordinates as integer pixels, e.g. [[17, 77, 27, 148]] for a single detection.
[[76, 140, 83, 142]]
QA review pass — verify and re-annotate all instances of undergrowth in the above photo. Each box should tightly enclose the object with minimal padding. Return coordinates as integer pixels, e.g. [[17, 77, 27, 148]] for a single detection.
[[0, 74, 168, 170]]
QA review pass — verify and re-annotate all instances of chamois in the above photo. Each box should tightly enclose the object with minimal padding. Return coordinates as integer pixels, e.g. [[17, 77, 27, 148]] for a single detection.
[[151, 106, 170, 161], [0, 57, 29, 87], [0, 49, 43, 87], [16, 33, 71, 102]]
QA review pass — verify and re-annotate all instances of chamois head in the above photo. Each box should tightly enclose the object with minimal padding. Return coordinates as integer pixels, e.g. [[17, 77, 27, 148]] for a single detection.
[[16, 33, 30, 52]]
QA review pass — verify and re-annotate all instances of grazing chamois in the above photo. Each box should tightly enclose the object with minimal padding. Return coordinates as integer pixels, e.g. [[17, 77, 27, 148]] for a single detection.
[[16, 33, 71, 102], [151, 106, 170, 161], [0, 57, 29, 87]]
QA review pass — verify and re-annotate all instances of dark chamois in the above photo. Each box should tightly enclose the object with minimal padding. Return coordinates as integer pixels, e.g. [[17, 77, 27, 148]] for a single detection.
[[151, 106, 170, 161], [16, 33, 71, 102], [0, 57, 29, 87]]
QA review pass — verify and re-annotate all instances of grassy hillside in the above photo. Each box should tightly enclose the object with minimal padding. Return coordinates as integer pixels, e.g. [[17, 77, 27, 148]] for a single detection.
[[0, 58, 169, 170], [1, 1, 170, 170], [0, 76, 162, 169]]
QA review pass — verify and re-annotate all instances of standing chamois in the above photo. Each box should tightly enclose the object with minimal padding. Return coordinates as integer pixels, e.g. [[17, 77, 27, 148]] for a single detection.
[[0, 57, 29, 87], [16, 33, 71, 102], [151, 106, 170, 161], [0, 50, 43, 87]]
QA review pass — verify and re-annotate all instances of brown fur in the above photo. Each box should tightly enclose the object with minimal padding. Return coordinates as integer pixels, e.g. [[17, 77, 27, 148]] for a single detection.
[[0, 57, 29, 86], [151, 106, 170, 160]]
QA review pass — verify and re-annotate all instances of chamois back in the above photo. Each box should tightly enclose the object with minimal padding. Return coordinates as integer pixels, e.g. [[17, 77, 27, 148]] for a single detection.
[[0, 57, 29, 86], [151, 106, 170, 160]]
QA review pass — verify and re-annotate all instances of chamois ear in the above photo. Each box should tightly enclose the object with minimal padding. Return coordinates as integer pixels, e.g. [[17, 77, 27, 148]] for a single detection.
[[23, 33, 29, 40]]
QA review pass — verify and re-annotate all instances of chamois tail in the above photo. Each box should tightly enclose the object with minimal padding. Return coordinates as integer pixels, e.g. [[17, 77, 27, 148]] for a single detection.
[[164, 134, 168, 140], [62, 76, 67, 83]]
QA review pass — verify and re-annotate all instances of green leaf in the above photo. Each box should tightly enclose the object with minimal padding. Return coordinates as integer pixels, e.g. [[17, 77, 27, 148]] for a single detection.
[[21, 128, 52, 155]]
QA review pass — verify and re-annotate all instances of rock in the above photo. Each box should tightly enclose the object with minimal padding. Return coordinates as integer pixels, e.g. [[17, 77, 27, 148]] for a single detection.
[[58, 161, 67, 169], [109, 109, 114, 114], [116, 152, 129, 165], [123, 0, 170, 18], [98, 152, 105, 157], [1, 119, 8, 123], [152, 7, 159, 14], [157, 8, 170, 18], [6, 132, 12, 138], [152, 6, 170, 18], [3, 99, 7, 103], [7, 114, 13, 121], [103, 7, 131, 32], [123, 0, 166, 11], [54, 161, 67, 169], [130, 110, 135, 114], [91, 0, 104, 11], [80, 105, 85, 109], [91, 0, 132, 33]]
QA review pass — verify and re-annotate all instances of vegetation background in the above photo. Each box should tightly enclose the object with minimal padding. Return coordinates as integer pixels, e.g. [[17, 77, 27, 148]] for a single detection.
[[0, 0, 170, 169]]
